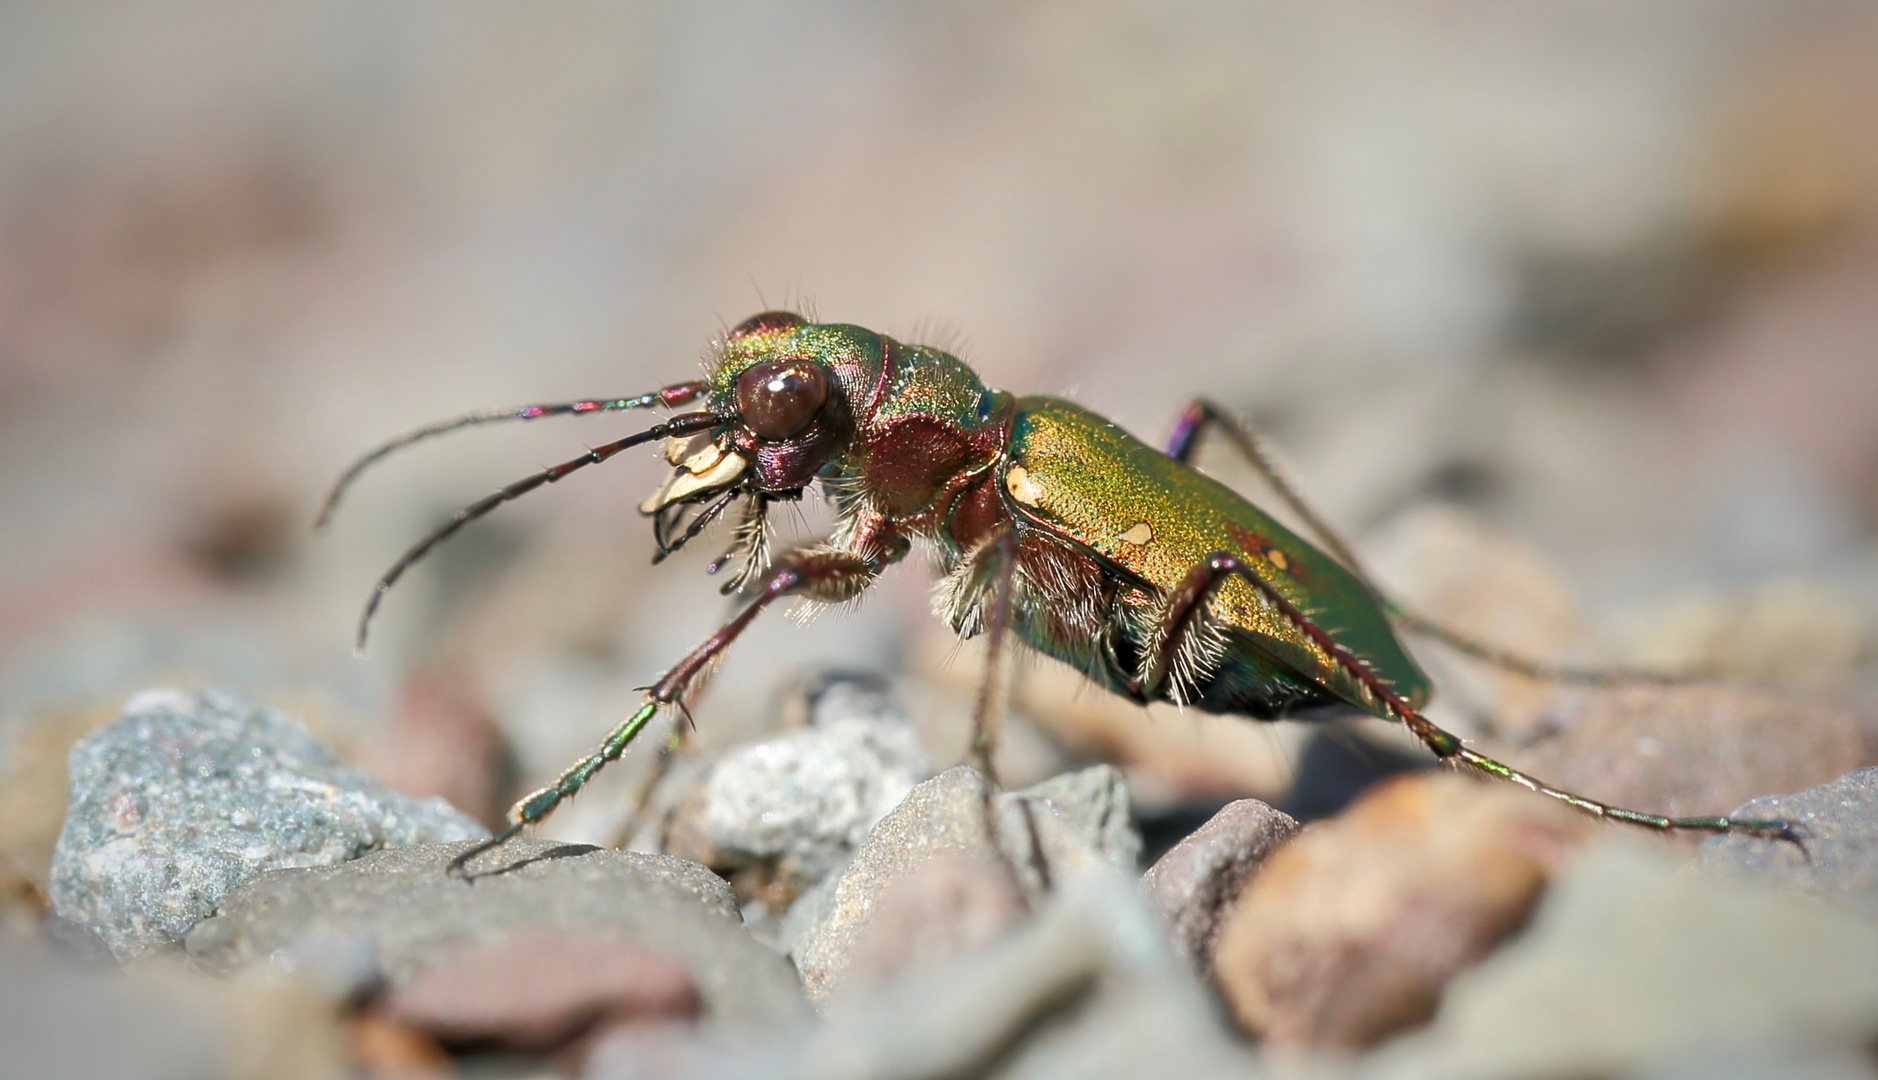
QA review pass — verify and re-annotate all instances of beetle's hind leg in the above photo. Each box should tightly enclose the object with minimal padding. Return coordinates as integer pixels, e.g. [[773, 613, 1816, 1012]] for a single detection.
[[450, 546, 886, 876], [1147, 551, 1803, 846], [1165, 399, 1704, 687]]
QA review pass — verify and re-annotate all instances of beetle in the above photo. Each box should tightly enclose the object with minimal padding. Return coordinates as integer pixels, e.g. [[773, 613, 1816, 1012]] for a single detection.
[[319, 311, 1798, 872]]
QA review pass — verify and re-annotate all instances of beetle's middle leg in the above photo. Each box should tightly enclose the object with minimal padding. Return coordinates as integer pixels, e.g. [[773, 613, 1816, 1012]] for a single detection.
[[1139, 551, 1802, 844], [967, 529, 1021, 782], [450, 545, 886, 875], [1166, 399, 1700, 687]]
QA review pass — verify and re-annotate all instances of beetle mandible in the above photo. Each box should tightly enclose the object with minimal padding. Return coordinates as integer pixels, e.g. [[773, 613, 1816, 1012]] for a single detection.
[[318, 311, 1800, 872]]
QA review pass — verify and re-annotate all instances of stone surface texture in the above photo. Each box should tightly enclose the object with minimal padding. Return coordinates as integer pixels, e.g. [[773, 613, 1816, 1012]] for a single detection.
[[1700, 766, 1878, 920], [1215, 772, 1593, 1049], [662, 693, 932, 886], [184, 838, 809, 1026], [588, 875, 1261, 1080], [792, 764, 1142, 1002], [1471, 684, 1867, 824], [49, 687, 486, 960], [830, 852, 1028, 998], [1359, 842, 1878, 1080], [1139, 797, 1299, 979], [382, 930, 701, 1052]]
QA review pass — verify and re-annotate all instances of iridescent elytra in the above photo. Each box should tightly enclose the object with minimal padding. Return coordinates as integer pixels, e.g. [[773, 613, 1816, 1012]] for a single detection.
[[317, 312, 1799, 872]]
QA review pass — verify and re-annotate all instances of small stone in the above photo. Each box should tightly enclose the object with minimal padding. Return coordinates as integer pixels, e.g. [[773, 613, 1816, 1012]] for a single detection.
[[1018, 765, 1143, 871], [185, 839, 809, 1026], [1362, 842, 1878, 1079], [1700, 766, 1878, 920], [345, 1013, 453, 1080], [835, 852, 1027, 995], [1140, 798, 1299, 978], [1472, 684, 1867, 824], [49, 688, 486, 960], [588, 875, 1261, 1080], [792, 764, 1142, 1001], [1214, 772, 1592, 1049], [645, 672, 932, 935], [662, 710, 931, 888], [806, 875, 1255, 1080], [383, 930, 700, 1053]]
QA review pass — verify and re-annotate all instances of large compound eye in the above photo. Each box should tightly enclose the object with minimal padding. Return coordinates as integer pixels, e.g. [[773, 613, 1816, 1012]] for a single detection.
[[735, 360, 830, 440]]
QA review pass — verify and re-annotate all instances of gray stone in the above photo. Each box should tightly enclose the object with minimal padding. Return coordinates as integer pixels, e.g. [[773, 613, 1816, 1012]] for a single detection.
[[1139, 798, 1299, 978], [587, 874, 1261, 1080], [668, 711, 931, 885], [1700, 766, 1878, 921], [792, 764, 1143, 1001], [1358, 841, 1878, 1080], [184, 839, 810, 1025], [49, 688, 486, 960], [1017, 765, 1143, 873]]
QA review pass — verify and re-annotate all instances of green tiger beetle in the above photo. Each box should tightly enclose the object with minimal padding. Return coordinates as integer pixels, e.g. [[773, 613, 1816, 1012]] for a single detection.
[[318, 311, 1801, 874]]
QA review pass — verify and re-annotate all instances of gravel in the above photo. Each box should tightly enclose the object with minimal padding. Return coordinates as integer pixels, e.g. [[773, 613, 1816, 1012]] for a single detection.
[[48, 688, 485, 960], [184, 838, 810, 1026]]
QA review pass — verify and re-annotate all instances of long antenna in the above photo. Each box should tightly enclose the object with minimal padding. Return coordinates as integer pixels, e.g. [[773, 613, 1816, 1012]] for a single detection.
[[354, 410, 720, 651], [317, 381, 707, 529]]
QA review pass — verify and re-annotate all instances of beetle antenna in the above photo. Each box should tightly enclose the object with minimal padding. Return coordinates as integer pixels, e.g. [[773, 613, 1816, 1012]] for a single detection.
[[354, 411, 719, 652], [317, 381, 708, 529]]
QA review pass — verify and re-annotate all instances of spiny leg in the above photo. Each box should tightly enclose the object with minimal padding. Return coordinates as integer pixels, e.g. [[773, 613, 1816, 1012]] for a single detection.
[[451, 547, 888, 875], [1149, 551, 1801, 843], [318, 380, 707, 528], [952, 528, 1041, 902], [1165, 398, 1702, 687], [968, 529, 1021, 782], [354, 411, 720, 650]]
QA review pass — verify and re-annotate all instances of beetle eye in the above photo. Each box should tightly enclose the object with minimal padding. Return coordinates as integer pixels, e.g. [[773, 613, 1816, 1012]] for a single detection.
[[735, 360, 830, 440]]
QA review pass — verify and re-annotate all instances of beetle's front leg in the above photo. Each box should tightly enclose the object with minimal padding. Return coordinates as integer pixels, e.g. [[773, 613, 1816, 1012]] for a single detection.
[[450, 543, 891, 876]]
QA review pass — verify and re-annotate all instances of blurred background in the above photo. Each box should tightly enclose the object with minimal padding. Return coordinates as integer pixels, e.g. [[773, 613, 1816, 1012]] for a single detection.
[[4, 1, 1877, 874]]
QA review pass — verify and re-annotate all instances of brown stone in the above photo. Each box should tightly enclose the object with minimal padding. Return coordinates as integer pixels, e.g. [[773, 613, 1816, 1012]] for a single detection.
[[346, 1012, 454, 1079], [382, 930, 701, 1054], [835, 851, 1028, 995], [1213, 772, 1592, 1049], [1139, 798, 1299, 979]]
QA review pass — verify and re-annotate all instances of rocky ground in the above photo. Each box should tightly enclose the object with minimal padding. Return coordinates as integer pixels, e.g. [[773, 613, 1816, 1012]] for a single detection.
[[5, 658, 1877, 1080]]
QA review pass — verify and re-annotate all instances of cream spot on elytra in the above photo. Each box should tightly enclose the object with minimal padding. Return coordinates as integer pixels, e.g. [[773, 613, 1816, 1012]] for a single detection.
[[1117, 521, 1153, 546], [1006, 464, 1045, 507]]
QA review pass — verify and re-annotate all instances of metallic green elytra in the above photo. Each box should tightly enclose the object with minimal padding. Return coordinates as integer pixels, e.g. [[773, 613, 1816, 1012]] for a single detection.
[[320, 310, 1801, 874], [998, 397, 1429, 719]]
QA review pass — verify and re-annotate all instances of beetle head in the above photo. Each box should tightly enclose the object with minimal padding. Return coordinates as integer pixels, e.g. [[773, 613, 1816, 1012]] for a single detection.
[[639, 311, 858, 519]]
